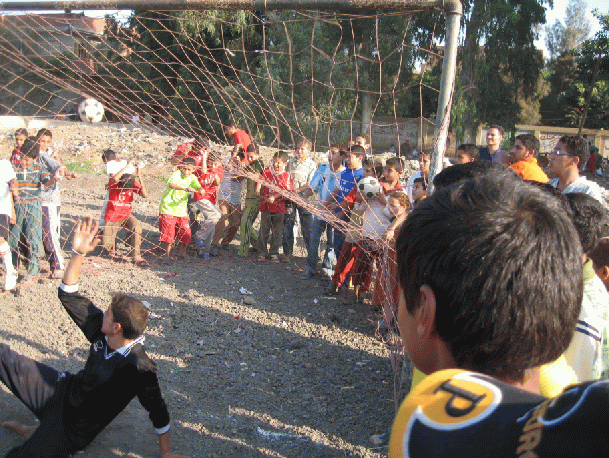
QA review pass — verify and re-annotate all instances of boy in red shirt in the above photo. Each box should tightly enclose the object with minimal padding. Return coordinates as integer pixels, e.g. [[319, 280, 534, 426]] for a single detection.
[[102, 160, 148, 263], [170, 137, 208, 169], [189, 152, 223, 255], [254, 151, 293, 260], [224, 122, 251, 164]]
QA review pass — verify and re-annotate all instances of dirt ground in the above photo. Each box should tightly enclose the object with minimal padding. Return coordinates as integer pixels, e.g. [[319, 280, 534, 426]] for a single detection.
[[0, 123, 398, 457]]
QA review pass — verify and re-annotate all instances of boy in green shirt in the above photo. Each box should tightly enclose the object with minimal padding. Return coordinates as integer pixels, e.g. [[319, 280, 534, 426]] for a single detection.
[[158, 158, 200, 261]]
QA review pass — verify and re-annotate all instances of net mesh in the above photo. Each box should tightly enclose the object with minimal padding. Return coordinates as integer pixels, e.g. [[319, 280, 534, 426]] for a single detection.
[[0, 7, 446, 405]]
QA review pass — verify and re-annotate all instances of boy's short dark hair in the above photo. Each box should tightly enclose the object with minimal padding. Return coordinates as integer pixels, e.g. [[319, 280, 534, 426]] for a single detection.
[[21, 139, 40, 159], [236, 152, 245, 161], [396, 174, 583, 381], [246, 142, 259, 154], [101, 149, 117, 162], [565, 192, 606, 254], [36, 128, 52, 139], [457, 143, 479, 160], [330, 143, 346, 153], [488, 124, 504, 137], [15, 128, 28, 137], [224, 121, 238, 129], [385, 156, 404, 173], [515, 134, 540, 157], [274, 151, 289, 163], [590, 237, 609, 269], [181, 157, 196, 167], [413, 176, 427, 190], [348, 145, 366, 157], [110, 294, 148, 339], [559, 135, 589, 170], [526, 181, 572, 214], [374, 165, 384, 177], [433, 161, 517, 190]]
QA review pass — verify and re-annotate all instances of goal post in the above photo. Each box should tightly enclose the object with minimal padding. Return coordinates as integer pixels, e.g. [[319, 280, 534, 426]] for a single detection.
[[1, 0, 462, 185]]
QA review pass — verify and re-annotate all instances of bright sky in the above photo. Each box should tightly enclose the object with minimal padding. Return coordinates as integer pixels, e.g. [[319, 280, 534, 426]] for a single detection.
[[537, 0, 609, 54]]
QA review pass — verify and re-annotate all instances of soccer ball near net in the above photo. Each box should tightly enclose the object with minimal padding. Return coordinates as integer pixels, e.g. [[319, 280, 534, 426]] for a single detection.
[[359, 177, 381, 199], [78, 98, 104, 123]]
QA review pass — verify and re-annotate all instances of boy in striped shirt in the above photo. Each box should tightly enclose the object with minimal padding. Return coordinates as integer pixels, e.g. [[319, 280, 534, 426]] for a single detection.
[[9, 139, 56, 282]]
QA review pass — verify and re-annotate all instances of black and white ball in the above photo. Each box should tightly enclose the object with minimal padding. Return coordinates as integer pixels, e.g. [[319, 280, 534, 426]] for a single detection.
[[78, 98, 104, 123], [358, 176, 381, 199]]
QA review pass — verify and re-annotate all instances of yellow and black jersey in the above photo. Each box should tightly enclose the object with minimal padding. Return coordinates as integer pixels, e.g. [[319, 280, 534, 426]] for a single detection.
[[390, 369, 609, 458]]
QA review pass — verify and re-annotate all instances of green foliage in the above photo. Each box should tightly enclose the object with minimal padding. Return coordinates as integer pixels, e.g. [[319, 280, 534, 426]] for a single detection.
[[452, 0, 549, 142], [65, 160, 95, 173], [541, 11, 609, 128], [545, 0, 590, 59]]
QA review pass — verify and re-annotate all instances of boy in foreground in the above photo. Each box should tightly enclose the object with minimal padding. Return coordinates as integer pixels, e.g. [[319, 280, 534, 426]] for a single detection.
[[390, 172, 609, 457], [1, 217, 188, 458]]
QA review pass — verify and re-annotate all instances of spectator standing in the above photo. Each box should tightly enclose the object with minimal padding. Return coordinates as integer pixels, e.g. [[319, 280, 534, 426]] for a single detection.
[[255, 151, 293, 260], [210, 155, 242, 255], [283, 138, 317, 261], [158, 158, 201, 261], [507, 134, 548, 183], [302, 144, 346, 279], [547, 135, 604, 203], [10, 128, 28, 166], [406, 151, 430, 202], [102, 161, 148, 263], [0, 158, 18, 291], [190, 152, 223, 256], [236, 144, 265, 259], [453, 143, 478, 164], [224, 122, 251, 163], [478, 124, 507, 164], [9, 139, 56, 282]]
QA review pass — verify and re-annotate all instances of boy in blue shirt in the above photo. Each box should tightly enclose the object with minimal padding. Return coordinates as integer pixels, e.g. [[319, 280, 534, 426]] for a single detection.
[[302, 143, 346, 279], [323, 145, 365, 258]]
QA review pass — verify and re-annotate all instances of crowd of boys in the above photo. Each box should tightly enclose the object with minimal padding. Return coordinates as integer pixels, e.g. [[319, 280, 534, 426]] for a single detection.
[[2, 121, 609, 456]]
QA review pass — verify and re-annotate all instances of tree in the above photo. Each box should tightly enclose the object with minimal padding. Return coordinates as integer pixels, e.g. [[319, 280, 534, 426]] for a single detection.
[[570, 11, 609, 129], [540, 9, 607, 127], [545, 0, 590, 59], [452, 0, 548, 143]]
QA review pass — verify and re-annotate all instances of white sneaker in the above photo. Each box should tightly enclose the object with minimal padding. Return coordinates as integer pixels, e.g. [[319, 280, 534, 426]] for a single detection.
[[4, 272, 17, 291]]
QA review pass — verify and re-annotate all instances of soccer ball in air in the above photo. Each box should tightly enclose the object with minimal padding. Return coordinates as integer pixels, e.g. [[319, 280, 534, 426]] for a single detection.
[[78, 98, 104, 123], [358, 176, 381, 199]]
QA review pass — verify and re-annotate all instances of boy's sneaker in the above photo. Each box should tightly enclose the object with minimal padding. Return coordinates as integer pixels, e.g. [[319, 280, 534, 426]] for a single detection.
[[4, 272, 17, 291], [209, 246, 220, 257], [220, 245, 230, 251], [301, 271, 315, 280], [323, 284, 339, 296]]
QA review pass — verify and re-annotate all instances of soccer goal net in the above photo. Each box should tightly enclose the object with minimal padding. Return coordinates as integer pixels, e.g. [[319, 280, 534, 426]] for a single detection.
[[0, 0, 460, 401]]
